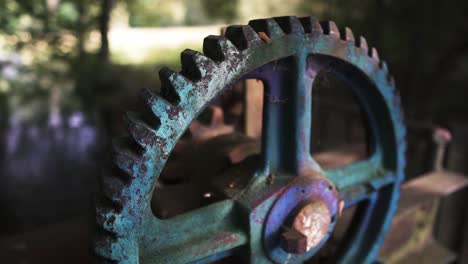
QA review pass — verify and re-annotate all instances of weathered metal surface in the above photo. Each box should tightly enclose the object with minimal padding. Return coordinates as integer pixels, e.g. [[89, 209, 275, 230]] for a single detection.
[[94, 16, 406, 263], [433, 127, 452, 171], [291, 201, 331, 251], [281, 226, 309, 254], [264, 174, 339, 262]]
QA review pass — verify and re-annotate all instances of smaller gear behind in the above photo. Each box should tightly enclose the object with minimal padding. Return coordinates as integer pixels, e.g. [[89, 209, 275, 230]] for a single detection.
[[94, 16, 405, 264]]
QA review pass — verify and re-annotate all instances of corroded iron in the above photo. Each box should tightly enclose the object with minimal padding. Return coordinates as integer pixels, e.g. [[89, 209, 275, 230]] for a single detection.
[[293, 201, 331, 250], [94, 16, 406, 263], [283, 200, 332, 253]]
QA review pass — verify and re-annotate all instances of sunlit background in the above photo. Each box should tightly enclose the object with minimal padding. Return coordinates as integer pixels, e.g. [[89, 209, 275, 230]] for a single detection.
[[0, 0, 467, 262]]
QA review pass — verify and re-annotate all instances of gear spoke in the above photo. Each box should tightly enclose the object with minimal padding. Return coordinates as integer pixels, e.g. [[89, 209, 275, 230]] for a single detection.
[[142, 201, 247, 263], [247, 53, 316, 176], [331, 184, 398, 263], [326, 155, 384, 189], [325, 152, 397, 206]]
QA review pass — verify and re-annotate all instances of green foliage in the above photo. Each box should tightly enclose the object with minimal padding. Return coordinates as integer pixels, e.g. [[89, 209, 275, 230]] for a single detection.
[[201, 0, 238, 22], [72, 54, 161, 109], [1, 0, 467, 122], [0, 0, 100, 44], [128, 0, 238, 27], [128, 0, 187, 27], [0, 0, 102, 117], [57, 2, 81, 26]]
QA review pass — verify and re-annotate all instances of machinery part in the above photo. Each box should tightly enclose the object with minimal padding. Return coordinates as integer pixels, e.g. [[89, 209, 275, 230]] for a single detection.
[[433, 127, 452, 171], [152, 105, 258, 219], [380, 127, 468, 263], [379, 171, 468, 264], [188, 105, 235, 142], [94, 16, 406, 263], [281, 200, 332, 253]]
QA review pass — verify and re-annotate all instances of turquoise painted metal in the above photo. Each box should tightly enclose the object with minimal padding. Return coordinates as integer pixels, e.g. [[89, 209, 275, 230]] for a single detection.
[[94, 16, 406, 263]]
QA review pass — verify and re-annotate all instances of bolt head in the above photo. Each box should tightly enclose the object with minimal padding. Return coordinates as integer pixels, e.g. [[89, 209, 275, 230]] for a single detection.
[[280, 227, 308, 254], [293, 201, 331, 251], [281, 201, 331, 254]]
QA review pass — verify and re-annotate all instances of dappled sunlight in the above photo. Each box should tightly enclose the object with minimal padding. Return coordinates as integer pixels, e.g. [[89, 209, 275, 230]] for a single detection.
[[108, 26, 215, 64]]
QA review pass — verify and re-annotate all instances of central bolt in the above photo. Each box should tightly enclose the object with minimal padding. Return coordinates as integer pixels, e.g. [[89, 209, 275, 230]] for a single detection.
[[281, 201, 332, 254]]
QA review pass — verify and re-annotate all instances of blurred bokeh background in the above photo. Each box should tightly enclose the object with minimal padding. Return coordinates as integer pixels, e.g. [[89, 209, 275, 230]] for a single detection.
[[0, 0, 467, 262]]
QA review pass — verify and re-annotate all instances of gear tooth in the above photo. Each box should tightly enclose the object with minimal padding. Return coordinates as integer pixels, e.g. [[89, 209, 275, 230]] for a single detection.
[[157, 67, 191, 104], [95, 195, 123, 215], [248, 18, 284, 39], [298, 16, 322, 33], [359, 36, 369, 55], [140, 88, 158, 107], [94, 210, 139, 262], [385, 72, 393, 85], [112, 137, 141, 177], [95, 200, 130, 237], [225, 25, 262, 50], [371, 47, 380, 62], [181, 49, 215, 81], [329, 21, 341, 39], [320, 21, 340, 39], [112, 136, 139, 154], [124, 111, 158, 149], [113, 152, 136, 176], [100, 172, 128, 207], [203, 35, 240, 62], [140, 88, 180, 120], [380, 60, 388, 72], [345, 27, 355, 42], [394, 89, 402, 104], [273, 16, 304, 34], [389, 75, 396, 87]]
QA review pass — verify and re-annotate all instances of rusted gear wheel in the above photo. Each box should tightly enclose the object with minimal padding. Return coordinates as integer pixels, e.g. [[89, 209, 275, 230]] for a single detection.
[[94, 16, 405, 264]]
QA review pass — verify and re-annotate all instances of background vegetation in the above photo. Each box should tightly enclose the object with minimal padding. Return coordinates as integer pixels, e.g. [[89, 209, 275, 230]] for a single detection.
[[1, 0, 467, 123]]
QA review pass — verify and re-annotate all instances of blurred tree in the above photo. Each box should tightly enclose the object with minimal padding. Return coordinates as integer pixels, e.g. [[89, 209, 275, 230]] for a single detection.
[[201, 0, 238, 23], [237, 0, 302, 22], [0, 0, 120, 114], [128, 0, 187, 27], [0, 0, 102, 56], [98, 0, 115, 62], [0, 0, 467, 124], [127, 0, 236, 26]]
